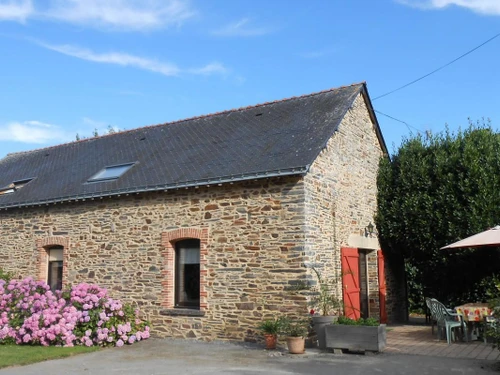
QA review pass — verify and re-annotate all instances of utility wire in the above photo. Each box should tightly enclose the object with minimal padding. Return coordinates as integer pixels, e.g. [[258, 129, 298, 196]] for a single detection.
[[375, 109, 423, 134], [373, 32, 500, 101]]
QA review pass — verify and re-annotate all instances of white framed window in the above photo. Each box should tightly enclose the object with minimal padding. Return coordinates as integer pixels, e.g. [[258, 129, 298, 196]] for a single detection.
[[0, 178, 34, 195], [175, 239, 200, 309], [47, 246, 63, 292], [87, 163, 135, 183]]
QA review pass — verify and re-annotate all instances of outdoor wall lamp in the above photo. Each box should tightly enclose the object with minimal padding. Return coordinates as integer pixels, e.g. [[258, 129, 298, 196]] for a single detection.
[[365, 222, 376, 237]]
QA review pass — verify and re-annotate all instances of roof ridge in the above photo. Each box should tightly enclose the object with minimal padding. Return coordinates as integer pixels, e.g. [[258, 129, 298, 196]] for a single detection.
[[4, 82, 365, 158]]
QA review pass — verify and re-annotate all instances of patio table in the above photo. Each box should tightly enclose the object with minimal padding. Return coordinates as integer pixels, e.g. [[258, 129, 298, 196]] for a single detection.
[[455, 303, 492, 340], [455, 303, 492, 322]]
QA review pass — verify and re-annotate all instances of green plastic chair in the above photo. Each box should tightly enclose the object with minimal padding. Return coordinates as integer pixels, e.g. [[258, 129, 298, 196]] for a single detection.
[[432, 299, 468, 345], [425, 297, 437, 335], [483, 315, 497, 344]]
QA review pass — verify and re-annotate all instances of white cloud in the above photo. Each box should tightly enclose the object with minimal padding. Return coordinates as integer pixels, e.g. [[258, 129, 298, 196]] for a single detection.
[[0, 0, 33, 22], [0, 0, 195, 30], [42, 0, 195, 31], [39, 42, 181, 76], [397, 0, 500, 15], [0, 120, 68, 143], [0, 118, 126, 145], [37, 41, 228, 77], [212, 18, 271, 37], [187, 62, 228, 75]]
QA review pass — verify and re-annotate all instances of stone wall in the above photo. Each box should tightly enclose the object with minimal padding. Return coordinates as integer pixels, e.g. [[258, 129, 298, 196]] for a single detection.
[[0, 92, 400, 339], [0, 177, 309, 341], [303, 93, 385, 319]]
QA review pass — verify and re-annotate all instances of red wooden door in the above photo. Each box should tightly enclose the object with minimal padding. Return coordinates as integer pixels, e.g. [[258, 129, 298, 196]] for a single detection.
[[378, 250, 387, 323], [341, 247, 360, 319]]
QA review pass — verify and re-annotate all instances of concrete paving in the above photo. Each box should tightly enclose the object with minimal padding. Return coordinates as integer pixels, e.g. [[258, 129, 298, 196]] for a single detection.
[[386, 323, 500, 360], [1, 337, 499, 375]]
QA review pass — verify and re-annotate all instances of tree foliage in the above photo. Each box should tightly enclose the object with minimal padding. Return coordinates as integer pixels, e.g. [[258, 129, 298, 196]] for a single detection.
[[76, 125, 119, 141], [376, 120, 500, 311]]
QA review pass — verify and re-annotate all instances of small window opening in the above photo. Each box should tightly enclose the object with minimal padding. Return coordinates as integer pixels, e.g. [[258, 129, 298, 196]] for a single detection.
[[255, 113, 263, 116], [0, 178, 34, 195], [87, 163, 135, 183], [47, 246, 63, 292], [175, 239, 200, 309]]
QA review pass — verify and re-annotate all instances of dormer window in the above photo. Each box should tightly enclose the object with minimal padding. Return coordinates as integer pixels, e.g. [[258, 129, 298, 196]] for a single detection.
[[87, 163, 135, 183], [0, 178, 34, 195]]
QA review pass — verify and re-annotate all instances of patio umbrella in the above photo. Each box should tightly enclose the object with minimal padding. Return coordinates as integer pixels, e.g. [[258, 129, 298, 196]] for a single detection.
[[441, 226, 500, 249]]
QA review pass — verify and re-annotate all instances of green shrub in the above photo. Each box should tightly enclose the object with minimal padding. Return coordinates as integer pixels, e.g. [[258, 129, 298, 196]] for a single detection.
[[0, 269, 13, 283], [377, 123, 500, 312], [257, 318, 283, 335], [336, 316, 379, 326], [280, 317, 309, 337], [486, 277, 500, 349], [308, 267, 343, 316]]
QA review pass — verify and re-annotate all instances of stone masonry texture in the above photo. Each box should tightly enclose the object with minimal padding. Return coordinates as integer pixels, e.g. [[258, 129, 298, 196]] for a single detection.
[[303, 93, 385, 319], [0, 92, 398, 341]]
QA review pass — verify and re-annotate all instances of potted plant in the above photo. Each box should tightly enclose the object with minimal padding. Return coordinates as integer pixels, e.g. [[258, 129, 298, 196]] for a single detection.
[[308, 267, 343, 350], [257, 317, 282, 350], [281, 317, 308, 354], [324, 316, 386, 353]]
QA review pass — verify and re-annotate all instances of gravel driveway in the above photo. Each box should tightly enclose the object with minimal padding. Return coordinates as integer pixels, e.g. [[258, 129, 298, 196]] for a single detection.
[[1, 338, 498, 375]]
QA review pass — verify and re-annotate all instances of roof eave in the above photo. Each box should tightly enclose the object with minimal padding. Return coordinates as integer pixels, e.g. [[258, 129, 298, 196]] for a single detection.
[[0, 166, 309, 210]]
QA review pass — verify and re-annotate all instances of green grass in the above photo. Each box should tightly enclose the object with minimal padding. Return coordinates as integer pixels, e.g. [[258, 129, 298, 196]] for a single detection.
[[0, 344, 100, 369]]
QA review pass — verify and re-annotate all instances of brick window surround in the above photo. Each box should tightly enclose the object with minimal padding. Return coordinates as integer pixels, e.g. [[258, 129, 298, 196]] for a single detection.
[[36, 236, 70, 287], [161, 228, 209, 310]]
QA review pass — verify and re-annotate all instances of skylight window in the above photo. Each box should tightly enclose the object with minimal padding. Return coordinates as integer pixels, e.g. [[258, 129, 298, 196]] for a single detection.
[[0, 178, 34, 195], [87, 163, 135, 183]]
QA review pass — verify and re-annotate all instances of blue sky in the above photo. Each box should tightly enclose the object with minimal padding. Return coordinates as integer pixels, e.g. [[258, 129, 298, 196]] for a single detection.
[[0, 0, 499, 157]]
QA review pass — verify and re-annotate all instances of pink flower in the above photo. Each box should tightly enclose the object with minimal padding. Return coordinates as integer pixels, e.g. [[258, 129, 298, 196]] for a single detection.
[[0, 277, 149, 348]]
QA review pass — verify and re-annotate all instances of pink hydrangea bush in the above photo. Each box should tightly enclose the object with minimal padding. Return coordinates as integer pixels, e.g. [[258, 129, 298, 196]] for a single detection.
[[0, 277, 150, 347]]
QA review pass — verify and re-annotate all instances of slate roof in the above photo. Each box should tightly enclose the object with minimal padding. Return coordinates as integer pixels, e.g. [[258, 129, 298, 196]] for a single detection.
[[0, 82, 384, 210]]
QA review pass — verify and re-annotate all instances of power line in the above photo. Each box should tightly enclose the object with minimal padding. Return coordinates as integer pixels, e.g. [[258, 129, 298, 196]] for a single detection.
[[373, 32, 500, 101], [375, 109, 423, 134]]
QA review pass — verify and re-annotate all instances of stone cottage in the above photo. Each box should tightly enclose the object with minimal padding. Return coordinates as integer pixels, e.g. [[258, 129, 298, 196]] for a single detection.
[[0, 82, 396, 341]]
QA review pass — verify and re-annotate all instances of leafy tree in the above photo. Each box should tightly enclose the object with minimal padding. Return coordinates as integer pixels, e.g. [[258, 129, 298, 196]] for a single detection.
[[376, 120, 500, 312], [76, 125, 119, 141]]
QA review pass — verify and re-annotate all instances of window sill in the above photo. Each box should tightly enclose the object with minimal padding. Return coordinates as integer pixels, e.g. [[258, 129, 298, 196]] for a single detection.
[[160, 308, 205, 317]]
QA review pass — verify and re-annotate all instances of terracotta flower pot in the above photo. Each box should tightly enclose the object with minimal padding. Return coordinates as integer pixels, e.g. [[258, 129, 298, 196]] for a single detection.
[[264, 333, 278, 350], [286, 336, 305, 354]]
